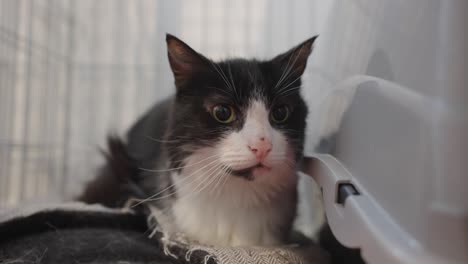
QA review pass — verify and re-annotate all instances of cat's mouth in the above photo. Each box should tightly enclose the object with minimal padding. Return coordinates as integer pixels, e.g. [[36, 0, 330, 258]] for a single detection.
[[230, 164, 271, 180]]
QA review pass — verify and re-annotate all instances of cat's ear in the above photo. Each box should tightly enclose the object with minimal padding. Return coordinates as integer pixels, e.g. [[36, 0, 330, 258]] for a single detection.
[[271, 36, 318, 78], [166, 34, 210, 87]]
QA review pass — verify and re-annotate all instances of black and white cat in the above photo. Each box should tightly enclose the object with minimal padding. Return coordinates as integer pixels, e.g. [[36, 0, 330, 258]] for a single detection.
[[80, 34, 317, 247]]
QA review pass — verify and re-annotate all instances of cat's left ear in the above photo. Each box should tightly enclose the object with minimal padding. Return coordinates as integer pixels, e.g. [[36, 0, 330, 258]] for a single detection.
[[271, 35, 318, 78], [166, 34, 210, 88]]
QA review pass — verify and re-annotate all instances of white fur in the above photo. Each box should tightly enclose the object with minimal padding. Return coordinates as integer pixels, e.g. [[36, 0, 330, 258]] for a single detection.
[[171, 100, 297, 246]]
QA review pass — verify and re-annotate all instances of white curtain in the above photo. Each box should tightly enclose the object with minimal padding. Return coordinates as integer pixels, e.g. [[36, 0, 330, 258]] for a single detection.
[[0, 0, 332, 213]]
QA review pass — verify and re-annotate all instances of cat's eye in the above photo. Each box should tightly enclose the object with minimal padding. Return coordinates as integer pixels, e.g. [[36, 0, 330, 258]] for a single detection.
[[271, 105, 290, 124], [212, 105, 235, 124]]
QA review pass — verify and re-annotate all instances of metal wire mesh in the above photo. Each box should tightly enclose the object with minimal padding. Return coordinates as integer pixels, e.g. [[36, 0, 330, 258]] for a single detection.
[[0, 0, 331, 209]]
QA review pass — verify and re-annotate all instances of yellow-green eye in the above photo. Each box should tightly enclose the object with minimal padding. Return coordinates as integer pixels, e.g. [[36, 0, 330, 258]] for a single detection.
[[271, 105, 290, 123], [212, 105, 235, 123]]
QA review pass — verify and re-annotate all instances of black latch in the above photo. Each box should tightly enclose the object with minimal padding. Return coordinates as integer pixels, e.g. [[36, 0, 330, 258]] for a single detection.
[[337, 183, 360, 205]]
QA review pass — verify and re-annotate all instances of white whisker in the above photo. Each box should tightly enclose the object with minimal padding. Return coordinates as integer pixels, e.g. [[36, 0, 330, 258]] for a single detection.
[[209, 61, 236, 97], [274, 44, 305, 90], [132, 158, 221, 206], [146, 135, 190, 143], [210, 165, 229, 195], [138, 153, 220, 173], [148, 162, 221, 203], [177, 162, 224, 200], [217, 167, 232, 197], [227, 62, 240, 101]]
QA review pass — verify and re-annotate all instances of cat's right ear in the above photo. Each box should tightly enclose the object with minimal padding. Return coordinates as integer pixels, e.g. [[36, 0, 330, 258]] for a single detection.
[[270, 36, 318, 80], [166, 34, 209, 88]]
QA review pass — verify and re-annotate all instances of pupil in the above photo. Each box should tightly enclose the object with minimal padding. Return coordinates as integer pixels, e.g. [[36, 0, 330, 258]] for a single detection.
[[216, 106, 230, 121], [274, 107, 286, 120]]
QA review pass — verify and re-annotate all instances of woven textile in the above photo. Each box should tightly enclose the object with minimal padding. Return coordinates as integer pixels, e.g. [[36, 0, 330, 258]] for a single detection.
[[0, 202, 329, 264]]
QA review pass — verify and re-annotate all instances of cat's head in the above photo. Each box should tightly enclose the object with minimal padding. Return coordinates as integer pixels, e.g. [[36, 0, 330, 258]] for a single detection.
[[165, 34, 316, 188]]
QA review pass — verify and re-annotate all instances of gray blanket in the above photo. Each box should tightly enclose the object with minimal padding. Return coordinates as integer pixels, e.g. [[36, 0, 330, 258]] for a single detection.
[[0, 202, 329, 264]]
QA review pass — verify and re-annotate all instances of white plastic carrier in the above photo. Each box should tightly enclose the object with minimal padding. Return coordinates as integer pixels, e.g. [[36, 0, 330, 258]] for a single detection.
[[301, 1, 468, 263]]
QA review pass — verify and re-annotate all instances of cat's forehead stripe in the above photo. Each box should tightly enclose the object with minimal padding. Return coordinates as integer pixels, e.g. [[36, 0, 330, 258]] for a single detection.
[[242, 100, 271, 133], [247, 100, 269, 120]]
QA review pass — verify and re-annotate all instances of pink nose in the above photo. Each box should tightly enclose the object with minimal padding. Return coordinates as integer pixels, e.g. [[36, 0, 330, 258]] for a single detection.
[[248, 137, 272, 161]]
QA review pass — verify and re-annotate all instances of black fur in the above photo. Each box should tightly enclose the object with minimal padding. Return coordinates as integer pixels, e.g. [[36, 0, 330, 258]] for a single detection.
[[0, 209, 174, 264], [78, 136, 145, 207]]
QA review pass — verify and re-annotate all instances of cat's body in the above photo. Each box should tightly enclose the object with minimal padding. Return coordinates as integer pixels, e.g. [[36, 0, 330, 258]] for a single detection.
[[80, 34, 317, 247]]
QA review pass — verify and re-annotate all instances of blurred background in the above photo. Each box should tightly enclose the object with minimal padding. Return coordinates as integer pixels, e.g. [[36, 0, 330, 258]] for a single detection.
[[0, 0, 332, 208]]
